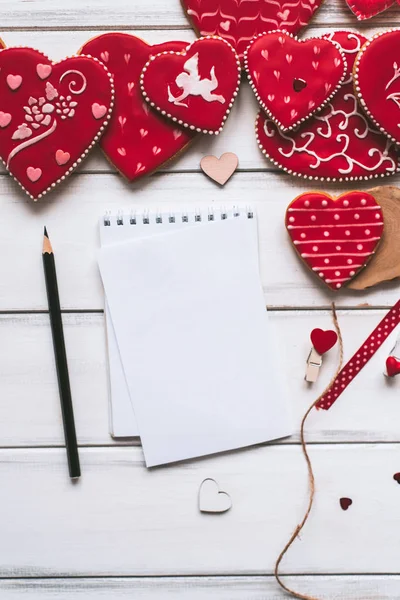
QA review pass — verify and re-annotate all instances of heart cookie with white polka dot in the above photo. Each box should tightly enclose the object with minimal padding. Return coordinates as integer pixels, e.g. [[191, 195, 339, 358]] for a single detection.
[[0, 47, 114, 200], [244, 30, 347, 131], [285, 191, 384, 290]]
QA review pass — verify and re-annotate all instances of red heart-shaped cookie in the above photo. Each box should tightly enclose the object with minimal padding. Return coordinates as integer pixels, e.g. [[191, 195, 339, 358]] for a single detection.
[[140, 37, 241, 134], [0, 47, 113, 200], [345, 0, 394, 20], [310, 328, 338, 354], [285, 191, 384, 290], [80, 33, 195, 181], [256, 31, 400, 181], [386, 356, 400, 377], [181, 0, 324, 65], [354, 30, 400, 146], [244, 31, 347, 131]]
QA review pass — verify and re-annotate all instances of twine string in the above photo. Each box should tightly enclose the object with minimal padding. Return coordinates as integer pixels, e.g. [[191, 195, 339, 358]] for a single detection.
[[274, 302, 344, 600]]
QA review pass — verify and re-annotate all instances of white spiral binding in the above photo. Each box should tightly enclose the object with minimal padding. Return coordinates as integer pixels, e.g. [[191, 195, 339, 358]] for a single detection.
[[103, 207, 254, 226]]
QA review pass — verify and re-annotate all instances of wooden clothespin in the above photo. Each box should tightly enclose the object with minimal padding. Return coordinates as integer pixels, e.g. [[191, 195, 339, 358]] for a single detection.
[[305, 328, 338, 383]]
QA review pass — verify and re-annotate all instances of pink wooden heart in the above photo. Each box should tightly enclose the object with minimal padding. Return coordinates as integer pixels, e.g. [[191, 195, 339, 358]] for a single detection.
[[200, 152, 238, 185]]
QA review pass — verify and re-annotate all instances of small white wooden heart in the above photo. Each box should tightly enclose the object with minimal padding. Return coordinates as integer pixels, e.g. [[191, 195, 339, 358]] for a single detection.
[[200, 152, 238, 186], [199, 478, 232, 514]]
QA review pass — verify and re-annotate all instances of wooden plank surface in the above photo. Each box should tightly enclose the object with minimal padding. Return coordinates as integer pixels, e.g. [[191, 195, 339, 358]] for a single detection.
[[0, 444, 400, 576], [2, 576, 400, 599], [2, 309, 400, 447], [0, 172, 399, 311], [2, 0, 400, 595]]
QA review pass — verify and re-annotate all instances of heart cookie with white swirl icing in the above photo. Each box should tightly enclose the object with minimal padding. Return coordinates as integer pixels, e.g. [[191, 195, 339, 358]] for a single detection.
[[256, 31, 400, 181], [244, 30, 347, 131], [0, 47, 114, 200]]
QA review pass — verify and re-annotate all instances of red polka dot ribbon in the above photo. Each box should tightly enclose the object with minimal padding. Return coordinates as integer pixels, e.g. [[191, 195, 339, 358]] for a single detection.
[[316, 300, 400, 410]]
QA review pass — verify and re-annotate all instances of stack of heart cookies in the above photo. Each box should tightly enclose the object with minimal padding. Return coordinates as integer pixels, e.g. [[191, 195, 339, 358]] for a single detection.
[[246, 29, 400, 183]]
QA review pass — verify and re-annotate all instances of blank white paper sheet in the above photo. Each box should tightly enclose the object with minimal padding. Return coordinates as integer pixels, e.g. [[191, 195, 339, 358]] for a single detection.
[[99, 216, 292, 466]]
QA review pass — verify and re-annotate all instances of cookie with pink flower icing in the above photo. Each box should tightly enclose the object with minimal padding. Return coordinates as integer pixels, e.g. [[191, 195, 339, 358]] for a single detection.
[[285, 191, 384, 290], [140, 36, 241, 135], [244, 30, 347, 131], [256, 31, 400, 181], [181, 0, 325, 66], [80, 33, 195, 181], [0, 47, 114, 200], [354, 29, 400, 146]]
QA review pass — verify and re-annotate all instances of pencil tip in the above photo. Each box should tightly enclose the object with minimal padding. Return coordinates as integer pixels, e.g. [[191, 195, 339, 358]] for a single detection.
[[42, 227, 53, 254]]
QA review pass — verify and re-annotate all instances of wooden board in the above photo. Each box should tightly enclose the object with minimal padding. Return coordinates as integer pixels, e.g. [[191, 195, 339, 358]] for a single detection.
[[2, 1, 400, 596], [2, 576, 400, 599]]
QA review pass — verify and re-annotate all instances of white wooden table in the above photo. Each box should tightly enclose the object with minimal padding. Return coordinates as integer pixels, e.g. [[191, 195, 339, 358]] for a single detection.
[[2, 3, 400, 598]]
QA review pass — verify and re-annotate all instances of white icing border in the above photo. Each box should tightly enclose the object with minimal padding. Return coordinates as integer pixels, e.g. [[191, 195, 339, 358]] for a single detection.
[[0, 46, 115, 201], [139, 36, 241, 135], [354, 28, 400, 147], [243, 29, 348, 133], [255, 111, 400, 182]]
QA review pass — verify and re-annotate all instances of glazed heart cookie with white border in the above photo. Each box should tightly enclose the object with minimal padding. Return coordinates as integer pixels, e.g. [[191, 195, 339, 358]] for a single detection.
[[80, 33, 195, 181], [286, 191, 384, 290], [244, 30, 347, 131], [256, 31, 400, 181], [140, 36, 241, 135], [181, 0, 324, 66], [0, 47, 114, 200], [354, 29, 400, 146]]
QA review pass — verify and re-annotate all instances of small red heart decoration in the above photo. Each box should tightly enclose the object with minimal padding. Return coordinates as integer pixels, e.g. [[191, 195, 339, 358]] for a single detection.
[[0, 47, 114, 200], [310, 328, 338, 355], [80, 33, 195, 181], [386, 356, 400, 377], [181, 0, 324, 65], [256, 31, 400, 182], [244, 31, 347, 132], [393, 472, 400, 483], [345, 0, 394, 20], [285, 191, 384, 291], [340, 497, 352, 510], [140, 37, 241, 135], [355, 30, 400, 146]]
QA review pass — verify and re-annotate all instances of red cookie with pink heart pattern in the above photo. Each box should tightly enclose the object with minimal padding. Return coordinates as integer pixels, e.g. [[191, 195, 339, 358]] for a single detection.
[[256, 31, 400, 181], [354, 29, 400, 146], [0, 47, 114, 200], [244, 30, 347, 131], [285, 191, 384, 291], [80, 33, 195, 181], [345, 0, 395, 20], [181, 0, 324, 66], [140, 37, 241, 135]]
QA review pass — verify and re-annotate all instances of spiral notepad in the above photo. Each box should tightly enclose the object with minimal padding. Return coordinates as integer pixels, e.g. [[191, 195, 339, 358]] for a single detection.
[[99, 208, 292, 466], [99, 207, 255, 437]]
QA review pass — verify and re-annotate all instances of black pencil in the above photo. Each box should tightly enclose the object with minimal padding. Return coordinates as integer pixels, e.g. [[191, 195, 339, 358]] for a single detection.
[[42, 227, 81, 479]]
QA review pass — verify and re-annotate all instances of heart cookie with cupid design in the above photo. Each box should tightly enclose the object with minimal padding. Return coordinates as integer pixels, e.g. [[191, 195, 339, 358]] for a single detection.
[[285, 191, 384, 290], [80, 33, 195, 181], [354, 30, 400, 146], [181, 0, 324, 66], [244, 30, 347, 131], [256, 31, 400, 181], [0, 47, 114, 200], [140, 36, 241, 135]]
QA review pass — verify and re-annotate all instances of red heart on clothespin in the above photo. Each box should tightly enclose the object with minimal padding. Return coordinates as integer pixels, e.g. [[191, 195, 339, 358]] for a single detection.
[[310, 328, 338, 355], [386, 356, 400, 377]]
